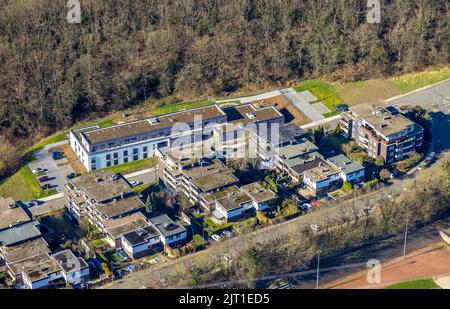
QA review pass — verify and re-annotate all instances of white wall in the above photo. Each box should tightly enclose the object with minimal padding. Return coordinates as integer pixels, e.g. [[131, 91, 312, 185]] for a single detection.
[[162, 231, 187, 245]]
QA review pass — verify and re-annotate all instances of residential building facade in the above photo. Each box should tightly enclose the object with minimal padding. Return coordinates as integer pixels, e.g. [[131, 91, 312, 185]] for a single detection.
[[340, 101, 424, 163]]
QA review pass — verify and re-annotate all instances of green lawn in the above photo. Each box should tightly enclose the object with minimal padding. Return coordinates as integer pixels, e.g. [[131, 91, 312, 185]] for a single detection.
[[95, 157, 157, 175], [0, 165, 56, 201], [31, 132, 68, 152], [385, 279, 440, 290], [151, 99, 215, 116], [391, 67, 450, 94], [293, 80, 343, 117], [192, 234, 208, 248], [97, 119, 116, 127]]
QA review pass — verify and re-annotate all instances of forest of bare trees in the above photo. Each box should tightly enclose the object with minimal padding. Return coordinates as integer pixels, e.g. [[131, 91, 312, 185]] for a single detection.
[[0, 0, 448, 146]]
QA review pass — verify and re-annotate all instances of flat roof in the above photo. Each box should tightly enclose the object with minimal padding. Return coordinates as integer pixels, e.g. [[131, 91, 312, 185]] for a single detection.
[[71, 171, 133, 203], [191, 172, 239, 193], [304, 160, 340, 182], [164, 145, 215, 167], [260, 124, 306, 145], [350, 101, 414, 137], [224, 104, 283, 125], [241, 182, 277, 204], [104, 212, 150, 239], [0, 221, 41, 246], [81, 105, 225, 145], [150, 215, 186, 238], [52, 250, 88, 273], [122, 226, 160, 246], [201, 186, 241, 204], [183, 159, 239, 192], [217, 191, 252, 211], [0, 197, 31, 230], [278, 138, 319, 160], [290, 157, 325, 176], [2, 237, 50, 264], [10, 253, 60, 282], [95, 195, 144, 219], [284, 151, 323, 169], [327, 154, 365, 175]]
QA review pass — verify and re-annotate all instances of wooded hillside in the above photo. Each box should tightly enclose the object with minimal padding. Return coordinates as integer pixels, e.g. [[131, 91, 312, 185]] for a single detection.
[[0, 0, 448, 142]]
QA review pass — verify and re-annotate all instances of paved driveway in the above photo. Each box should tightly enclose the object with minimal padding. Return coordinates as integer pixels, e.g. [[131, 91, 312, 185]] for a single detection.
[[388, 79, 450, 153], [282, 88, 325, 122]]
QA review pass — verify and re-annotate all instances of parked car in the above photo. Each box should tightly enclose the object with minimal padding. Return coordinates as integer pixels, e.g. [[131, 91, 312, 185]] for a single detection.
[[211, 234, 221, 242], [310, 224, 320, 232], [32, 168, 43, 174], [67, 173, 77, 180], [38, 176, 49, 182], [52, 151, 64, 160], [41, 184, 52, 190], [299, 203, 312, 212], [26, 200, 39, 208], [335, 104, 349, 112], [129, 181, 142, 187], [222, 230, 233, 239]]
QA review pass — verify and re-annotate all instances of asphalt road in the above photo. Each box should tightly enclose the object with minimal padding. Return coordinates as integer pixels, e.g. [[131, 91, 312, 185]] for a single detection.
[[388, 79, 450, 153]]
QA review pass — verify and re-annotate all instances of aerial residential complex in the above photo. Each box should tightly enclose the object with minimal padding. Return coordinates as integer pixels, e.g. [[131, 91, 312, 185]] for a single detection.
[[0, 95, 429, 289], [340, 101, 424, 163], [69, 103, 284, 172]]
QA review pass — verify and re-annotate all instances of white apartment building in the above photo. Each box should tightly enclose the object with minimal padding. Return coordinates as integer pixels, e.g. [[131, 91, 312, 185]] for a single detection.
[[69, 105, 227, 171]]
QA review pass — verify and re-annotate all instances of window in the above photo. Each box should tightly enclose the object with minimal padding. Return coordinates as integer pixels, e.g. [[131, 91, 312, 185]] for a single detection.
[[107, 161, 112, 167], [158, 141, 168, 148], [133, 148, 138, 154], [133, 155, 139, 161], [113, 152, 118, 159], [143, 146, 148, 153], [124, 157, 129, 163], [114, 160, 119, 166], [91, 158, 96, 164], [92, 166, 97, 171], [123, 150, 128, 157], [106, 154, 111, 160], [143, 153, 148, 159]]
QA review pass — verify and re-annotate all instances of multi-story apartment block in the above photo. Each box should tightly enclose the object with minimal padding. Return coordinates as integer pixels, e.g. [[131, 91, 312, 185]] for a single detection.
[[251, 124, 324, 182], [69, 105, 227, 171], [65, 171, 145, 234], [340, 101, 424, 164], [157, 146, 239, 205]]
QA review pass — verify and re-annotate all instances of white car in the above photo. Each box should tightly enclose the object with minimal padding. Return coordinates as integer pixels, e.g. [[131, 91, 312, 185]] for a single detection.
[[222, 230, 233, 238], [311, 224, 320, 232], [300, 203, 312, 212], [129, 181, 142, 187], [211, 234, 221, 242], [32, 168, 43, 174]]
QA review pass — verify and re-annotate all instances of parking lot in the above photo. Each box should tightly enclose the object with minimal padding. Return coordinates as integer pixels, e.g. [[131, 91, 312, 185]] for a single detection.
[[27, 141, 74, 194]]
